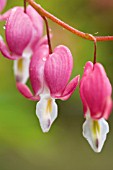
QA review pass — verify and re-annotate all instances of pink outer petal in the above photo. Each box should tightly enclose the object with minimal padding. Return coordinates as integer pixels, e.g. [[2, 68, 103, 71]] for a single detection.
[[16, 82, 39, 101], [0, 7, 19, 21], [30, 45, 49, 95], [0, 10, 10, 20], [0, 0, 7, 12], [6, 8, 33, 55], [44, 45, 73, 97], [26, 5, 43, 50], [0, 38, 21, 60], [102, 96, 113, 119], [80, 62, 93, 114], [83, 61, 93, 76], [56, 75, 80, 100], [61, 75, 80, 100], [34, 34, 52, 51], [79, 78, 88, 115], [27, 5, 43, 38], [80, 61, 112, 120]]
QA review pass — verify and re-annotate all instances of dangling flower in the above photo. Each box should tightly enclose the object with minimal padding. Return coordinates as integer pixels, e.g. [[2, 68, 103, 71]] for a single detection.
[[0, 0, 7, 13], [16, 45, 80, 132], [0, 5, 44, 83], [80, 61, 112, 152]]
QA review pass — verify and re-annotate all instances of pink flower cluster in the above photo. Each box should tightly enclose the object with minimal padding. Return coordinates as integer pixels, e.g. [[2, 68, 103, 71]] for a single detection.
[[0, 0, 112, 153]]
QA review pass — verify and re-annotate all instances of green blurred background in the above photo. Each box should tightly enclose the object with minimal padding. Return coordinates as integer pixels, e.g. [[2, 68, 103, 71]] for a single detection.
[[0, 0, 113, 169]]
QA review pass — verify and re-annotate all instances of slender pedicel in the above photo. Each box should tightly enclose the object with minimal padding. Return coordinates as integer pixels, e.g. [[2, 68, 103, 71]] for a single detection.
[[43, 16, 52, 54], [93, 39, 97, 65], [24, 0, 27, 13]]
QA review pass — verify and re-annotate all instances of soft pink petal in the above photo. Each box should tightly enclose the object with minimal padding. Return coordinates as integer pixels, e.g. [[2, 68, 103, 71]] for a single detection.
[[27, 5, 43, 38], [56, 75, 80, 100], [44, 45, 73, 97], [0, 10, 10, 20], [0, 0, 7, 12], [26, 5, 43, 50], [16, 82, 39, 101], [0, 38, 21, 60], [30, 45, 49, 95], [6, 8, 33, 55], [80, 61, 94, 116], [79, 78, 88, 116], [34, 34, 52, 51], [80, 61, 112, 120], [0, 7, 18, 21], [101, 96, 113, 119], [83, 61, 93, 76]]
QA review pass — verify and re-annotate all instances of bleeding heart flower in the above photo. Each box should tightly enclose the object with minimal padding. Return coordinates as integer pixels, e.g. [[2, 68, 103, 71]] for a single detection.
[[16, 45, 80, 132], [80, 61, 112, 152], [0, 5, 46, 84], [0, 0, 7, 13]]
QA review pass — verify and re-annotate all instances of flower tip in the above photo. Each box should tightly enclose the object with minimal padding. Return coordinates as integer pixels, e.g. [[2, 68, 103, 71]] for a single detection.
[[83, 117, 109, 153], [36, 98, 58, 133], [91, 138, 102, 153], [0, 35, 3, 41], [16, 75, 22, 83], [90, 138, 107, 153], [95, 138, 99, 149], [40, 118, 51, 133]]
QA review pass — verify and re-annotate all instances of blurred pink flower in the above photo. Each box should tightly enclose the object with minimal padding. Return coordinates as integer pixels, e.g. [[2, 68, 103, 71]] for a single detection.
[[80, 61, 112, 152], [17, 45, 80, 132], [0, 0, 7, 12]]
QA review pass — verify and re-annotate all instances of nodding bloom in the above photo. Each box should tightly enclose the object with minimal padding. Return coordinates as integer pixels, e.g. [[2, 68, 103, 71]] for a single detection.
[[0, 0, 7, 13], [80, 61, 112, 153], [0, 5, 45, 83], [16, 45, 80, 132]]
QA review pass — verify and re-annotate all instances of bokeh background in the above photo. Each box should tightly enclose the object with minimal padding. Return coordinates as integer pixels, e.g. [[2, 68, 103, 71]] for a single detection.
[[0, 0, 113, 170]]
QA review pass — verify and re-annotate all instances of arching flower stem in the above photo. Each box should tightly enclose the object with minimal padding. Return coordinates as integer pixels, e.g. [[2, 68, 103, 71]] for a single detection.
[[27, 0, 113, 42]]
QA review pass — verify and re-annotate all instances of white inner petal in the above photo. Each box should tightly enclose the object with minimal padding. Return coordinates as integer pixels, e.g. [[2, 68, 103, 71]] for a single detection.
[[83, 115, 109, 153], [36, 94, 58, 133], [0, 35, 3, 41], [13, 55, 31, 84], [22, 46, 32, 59]]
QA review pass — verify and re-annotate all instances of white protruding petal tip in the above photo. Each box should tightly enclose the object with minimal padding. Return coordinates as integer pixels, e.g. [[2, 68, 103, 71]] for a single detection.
[[22, 47, 32, 58], [13, 47, 32, 84], [36, 96, 58, 133], [40, 116, 51, 133], [83, 117, 109, 153], [13, 56, 31, 84], [0, 35, 3, 41]]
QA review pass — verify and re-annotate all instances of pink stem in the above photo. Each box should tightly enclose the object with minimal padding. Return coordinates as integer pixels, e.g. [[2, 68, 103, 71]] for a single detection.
[[27, 0, 113, 42]]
